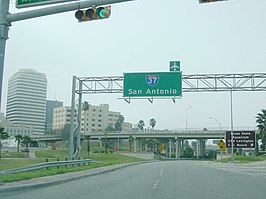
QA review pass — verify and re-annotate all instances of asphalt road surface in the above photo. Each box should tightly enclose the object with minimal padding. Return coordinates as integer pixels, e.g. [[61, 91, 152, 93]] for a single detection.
[[1, 161, 266, 199]]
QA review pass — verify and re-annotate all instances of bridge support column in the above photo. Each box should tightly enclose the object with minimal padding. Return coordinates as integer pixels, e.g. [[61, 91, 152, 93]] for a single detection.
[[201, 140, 206, 157], [181, 140, 184, 157], [175, 138, 181, 159], [169, 139, 172, 158], [197, 140, 206, 158], [134, 138, 137, 152], [197, 140, 200, 158], [175, 139, 179, 159], [145, 140, 148, 151], [138, 139, 142, 152], [99, 139, 102, 148]]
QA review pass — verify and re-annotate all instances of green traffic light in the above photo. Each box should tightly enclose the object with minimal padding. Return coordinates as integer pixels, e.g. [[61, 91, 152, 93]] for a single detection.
[[96, 7, 106, 18]]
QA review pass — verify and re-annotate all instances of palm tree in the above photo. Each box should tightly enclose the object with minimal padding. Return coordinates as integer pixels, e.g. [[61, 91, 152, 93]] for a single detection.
[[256, 109, 266, 151], [0, 127, 9, 162], [82, 101, 90, 134], [149, 118, 156, 131], [15, 134, 23, 152], [138, 120, 145, 132], [22, 136, 32, 152]]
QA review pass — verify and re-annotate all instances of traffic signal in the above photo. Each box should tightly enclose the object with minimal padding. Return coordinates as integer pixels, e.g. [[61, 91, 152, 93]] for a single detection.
[[75, 6, 111, 22], [199, 0, 228, 3]]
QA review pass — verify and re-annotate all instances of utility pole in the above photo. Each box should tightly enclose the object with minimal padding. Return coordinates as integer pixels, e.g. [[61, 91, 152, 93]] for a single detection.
[[0, 0, 11, 111]]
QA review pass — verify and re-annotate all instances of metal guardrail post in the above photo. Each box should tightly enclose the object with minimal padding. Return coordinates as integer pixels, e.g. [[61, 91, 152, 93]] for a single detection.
[[0, 159, 101, 175]]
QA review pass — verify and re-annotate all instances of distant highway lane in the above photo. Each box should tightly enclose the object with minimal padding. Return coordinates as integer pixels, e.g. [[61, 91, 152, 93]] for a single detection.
[[1, 161, 266, 199]]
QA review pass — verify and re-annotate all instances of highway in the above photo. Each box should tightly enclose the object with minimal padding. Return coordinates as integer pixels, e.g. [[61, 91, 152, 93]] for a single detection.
[[1, 161, 266, 199]]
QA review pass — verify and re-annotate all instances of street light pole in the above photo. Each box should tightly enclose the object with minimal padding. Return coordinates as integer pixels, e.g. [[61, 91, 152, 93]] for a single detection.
[[186, 106, 192, 131], [230, 89, 234, 161], [209, 116, 222, 139], [209, 116, 223, 159]]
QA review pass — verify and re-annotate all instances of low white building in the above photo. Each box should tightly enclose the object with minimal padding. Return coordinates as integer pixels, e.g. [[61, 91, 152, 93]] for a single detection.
[[52, 104, 131, 134], [0, 116, 33, 137], [122, 122, 133, 132], [52, 106, 72, 131]]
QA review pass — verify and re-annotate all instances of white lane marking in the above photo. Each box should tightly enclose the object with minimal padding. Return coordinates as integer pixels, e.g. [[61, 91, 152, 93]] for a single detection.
[[152, 169, 164, 189], [159, 169, 163, 177]]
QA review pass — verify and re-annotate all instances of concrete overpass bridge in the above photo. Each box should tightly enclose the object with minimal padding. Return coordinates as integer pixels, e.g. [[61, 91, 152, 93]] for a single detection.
[[34, 127, 258, 158], [89, 128, 258, 158]]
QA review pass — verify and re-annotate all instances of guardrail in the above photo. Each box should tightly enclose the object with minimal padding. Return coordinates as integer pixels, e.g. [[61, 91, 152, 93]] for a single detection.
[[0, 159, 101, 175]]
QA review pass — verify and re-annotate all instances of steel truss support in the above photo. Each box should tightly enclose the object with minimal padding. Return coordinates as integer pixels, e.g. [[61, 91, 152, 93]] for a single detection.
[[69, 73, 266, 159], [75, 73, 266, 95]]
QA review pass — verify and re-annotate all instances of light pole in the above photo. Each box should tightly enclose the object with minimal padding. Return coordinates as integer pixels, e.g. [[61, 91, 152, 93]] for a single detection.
[[209, 116, 222, 139], [186, 106, 192, 131], [209, 116, 223, 159]]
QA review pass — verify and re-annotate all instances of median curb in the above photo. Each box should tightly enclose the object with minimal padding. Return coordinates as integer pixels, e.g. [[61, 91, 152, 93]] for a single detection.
[[0, 161, 151, 193]]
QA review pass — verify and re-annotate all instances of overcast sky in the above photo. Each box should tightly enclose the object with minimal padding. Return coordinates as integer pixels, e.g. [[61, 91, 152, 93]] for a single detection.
[[3, 0, 266, 130]]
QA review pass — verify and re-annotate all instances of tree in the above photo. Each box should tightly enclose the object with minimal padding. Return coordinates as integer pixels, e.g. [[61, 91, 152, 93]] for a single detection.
[[15, 134, 23, 152], [106, 124, 115, 132], [256, 109, 266, 151], [82, 101, 90, 134], [191, 141, 197, 149], [183, 144, 194, 158], [115, 115, 125, 132], [22, 136, 32, 152], [61, 124, 70, 142], [138, 120, 145, 131], [149, 118, 156, 131], [0, 127, 9, 162]]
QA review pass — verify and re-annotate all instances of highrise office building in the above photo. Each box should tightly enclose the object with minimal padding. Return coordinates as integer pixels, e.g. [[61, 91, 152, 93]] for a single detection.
[[6, 69, 47, 135], [45, 100, 63, 133]]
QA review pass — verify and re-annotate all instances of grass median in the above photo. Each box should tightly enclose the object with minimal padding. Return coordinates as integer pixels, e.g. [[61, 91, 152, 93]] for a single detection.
[[0, 150, 144, 183], [217, 155, 266, 163]]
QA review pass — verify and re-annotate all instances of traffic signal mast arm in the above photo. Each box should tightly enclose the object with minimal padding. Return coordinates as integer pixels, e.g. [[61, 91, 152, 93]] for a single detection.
[[6, 0, 135, 23], [199, 0, 228, 3]]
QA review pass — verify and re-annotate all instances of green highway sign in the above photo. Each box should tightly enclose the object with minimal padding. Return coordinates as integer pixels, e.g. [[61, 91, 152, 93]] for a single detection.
[[123, 72, 182, 97], [16, 0, 69, 8], [170, 61, 181, 71]]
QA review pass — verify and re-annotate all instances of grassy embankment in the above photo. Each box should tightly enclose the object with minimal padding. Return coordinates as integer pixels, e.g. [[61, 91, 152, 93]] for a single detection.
[[0, 148, 144, 183], [217, 155, 266, 163]]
